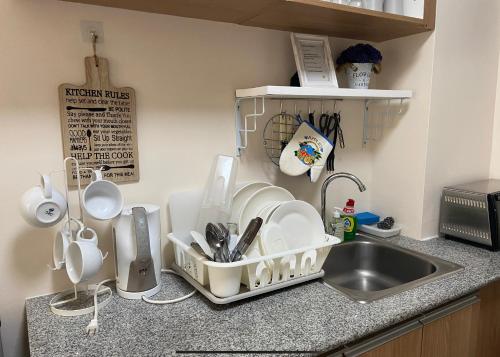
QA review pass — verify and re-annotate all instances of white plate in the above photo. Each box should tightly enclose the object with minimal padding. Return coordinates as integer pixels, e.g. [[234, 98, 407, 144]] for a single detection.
[[238, 186, 294, 234], [268, 200, 324, 250], [257, 201, 282, 224], [230, 182, 272, 224]]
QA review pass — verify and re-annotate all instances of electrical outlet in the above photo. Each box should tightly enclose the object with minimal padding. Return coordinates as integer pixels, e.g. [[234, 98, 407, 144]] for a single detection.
[[80, 20, 104, 43]]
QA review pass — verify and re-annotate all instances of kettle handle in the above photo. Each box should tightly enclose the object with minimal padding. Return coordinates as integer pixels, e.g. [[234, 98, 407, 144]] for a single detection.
[[132, 207, 152, 262]]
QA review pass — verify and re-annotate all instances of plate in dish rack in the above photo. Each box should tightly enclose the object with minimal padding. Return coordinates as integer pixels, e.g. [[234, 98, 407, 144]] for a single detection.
[[230, 182, 272, 225], [267, 200, 325, 250], [238, 186, 294, 234]]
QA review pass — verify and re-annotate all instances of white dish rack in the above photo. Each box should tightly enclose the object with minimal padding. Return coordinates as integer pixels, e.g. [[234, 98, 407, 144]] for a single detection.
[[168, 233, 340, 303]]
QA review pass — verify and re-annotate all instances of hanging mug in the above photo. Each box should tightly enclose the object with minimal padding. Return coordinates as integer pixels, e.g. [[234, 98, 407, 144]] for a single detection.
[[52, 218, 84, 270], [20, 174, 67, 227], [82, 170, 124, 220]]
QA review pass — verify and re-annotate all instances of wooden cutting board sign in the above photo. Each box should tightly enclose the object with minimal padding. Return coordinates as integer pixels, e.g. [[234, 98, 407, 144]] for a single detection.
[[59, 56, 139, 186]]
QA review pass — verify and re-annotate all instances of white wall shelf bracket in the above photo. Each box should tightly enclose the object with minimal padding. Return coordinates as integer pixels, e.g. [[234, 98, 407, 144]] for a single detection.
[[234, 86, 412, 156], [235, 97, 266, 157]]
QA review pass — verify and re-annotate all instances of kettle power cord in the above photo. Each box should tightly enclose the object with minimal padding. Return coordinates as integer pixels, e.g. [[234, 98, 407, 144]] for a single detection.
[[86, 278, 114, 336], [141, 269, 196, 305]]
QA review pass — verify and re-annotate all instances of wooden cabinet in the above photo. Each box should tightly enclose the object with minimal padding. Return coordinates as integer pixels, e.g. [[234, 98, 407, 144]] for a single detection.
[[476, 280, 500, 357], [335, 295, 481, 357], [356, 327, 422, 357], [421, 296, 480, 357], [61, 0, 436, 42]]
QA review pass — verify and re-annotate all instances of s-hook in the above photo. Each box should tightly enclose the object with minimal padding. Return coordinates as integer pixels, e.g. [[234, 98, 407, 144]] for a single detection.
[[91, 31, 98, 67]]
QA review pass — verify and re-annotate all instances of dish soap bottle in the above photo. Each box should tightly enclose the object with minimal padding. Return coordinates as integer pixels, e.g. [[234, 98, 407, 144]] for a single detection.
[[342, 199, 357, 241], [330, 210, 344, 242]]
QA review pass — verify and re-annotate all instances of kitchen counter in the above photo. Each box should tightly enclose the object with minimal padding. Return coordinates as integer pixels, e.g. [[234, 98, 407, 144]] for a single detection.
[[26, 236, 500, 356]]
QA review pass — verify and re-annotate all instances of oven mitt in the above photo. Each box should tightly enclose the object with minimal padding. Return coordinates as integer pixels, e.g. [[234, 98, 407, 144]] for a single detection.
[[279, 122, 333, 179]]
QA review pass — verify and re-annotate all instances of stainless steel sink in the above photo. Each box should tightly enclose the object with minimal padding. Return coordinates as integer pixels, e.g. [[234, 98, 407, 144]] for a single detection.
[[322, 234, 463, 303]]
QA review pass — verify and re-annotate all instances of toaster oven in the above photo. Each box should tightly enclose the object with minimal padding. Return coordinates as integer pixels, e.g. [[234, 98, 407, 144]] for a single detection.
[[439, 180, 500, 251]]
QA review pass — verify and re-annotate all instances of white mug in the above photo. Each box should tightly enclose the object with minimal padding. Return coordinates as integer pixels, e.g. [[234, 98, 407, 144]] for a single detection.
[[52, 218, 84, 270], [20, 174, 67, 227], [279, 122, 333, 180], [65, 239, 105, 284], [82, 170, 124, 220]]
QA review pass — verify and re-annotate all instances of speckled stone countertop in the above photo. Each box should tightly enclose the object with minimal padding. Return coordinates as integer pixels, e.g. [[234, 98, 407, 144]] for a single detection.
[[26, 236, 500, 356]]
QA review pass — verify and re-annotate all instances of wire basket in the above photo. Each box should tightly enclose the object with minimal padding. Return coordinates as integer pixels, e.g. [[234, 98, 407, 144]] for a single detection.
[[263, 112, 300, 166]]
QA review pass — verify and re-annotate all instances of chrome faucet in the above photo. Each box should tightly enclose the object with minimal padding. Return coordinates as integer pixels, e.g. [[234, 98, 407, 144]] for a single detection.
[[321, 172, 366, 230]]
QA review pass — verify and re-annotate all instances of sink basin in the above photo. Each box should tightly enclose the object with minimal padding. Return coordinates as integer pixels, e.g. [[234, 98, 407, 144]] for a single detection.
[[322, 234, 463, 303]]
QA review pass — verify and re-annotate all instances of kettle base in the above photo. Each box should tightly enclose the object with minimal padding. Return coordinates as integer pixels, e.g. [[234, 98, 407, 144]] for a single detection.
[[117, 283, 161, 300]]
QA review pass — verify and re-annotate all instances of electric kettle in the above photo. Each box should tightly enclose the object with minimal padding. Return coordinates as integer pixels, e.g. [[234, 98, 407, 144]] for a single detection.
[[113, 204, 161, 299]]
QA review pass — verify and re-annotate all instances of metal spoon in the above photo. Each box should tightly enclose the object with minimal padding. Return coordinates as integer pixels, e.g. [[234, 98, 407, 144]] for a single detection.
[[217, 223, 231, 263], [206, 223, 225, 262]]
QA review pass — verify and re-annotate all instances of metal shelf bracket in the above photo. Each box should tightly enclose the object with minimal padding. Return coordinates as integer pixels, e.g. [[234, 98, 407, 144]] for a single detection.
[[235, 97, 266, 156]]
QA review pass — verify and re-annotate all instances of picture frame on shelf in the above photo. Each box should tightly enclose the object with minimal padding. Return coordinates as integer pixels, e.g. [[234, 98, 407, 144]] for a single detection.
[[290, 33, 338, 88]]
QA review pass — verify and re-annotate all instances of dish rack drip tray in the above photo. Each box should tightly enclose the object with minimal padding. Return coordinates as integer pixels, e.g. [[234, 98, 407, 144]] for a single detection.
[[172, 264, 324, 304]]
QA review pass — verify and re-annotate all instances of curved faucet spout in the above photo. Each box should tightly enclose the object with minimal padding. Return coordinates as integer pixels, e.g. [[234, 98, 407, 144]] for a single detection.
[[321, 172, 366, 231]]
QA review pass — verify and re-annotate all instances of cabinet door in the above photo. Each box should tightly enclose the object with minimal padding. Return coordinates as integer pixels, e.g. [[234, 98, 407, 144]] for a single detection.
[[421, 295, 480, 357], [477, 280, 500, 357], [343, 321, 422, 357], [356, 328, 422, 357]]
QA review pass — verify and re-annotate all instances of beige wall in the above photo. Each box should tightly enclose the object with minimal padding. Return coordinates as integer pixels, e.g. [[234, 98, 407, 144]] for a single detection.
[[371, 32, 436, 238], [490, 58, 500, 177], [421, 0, 500, 238]]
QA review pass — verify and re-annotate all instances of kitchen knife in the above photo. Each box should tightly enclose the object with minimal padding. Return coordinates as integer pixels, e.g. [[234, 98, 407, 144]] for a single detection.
[[230, 217, 263, 262]]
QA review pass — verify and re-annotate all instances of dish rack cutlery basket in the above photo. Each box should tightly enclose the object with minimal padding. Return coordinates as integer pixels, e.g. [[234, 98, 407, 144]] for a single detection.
[[168, 233, 339, 303]]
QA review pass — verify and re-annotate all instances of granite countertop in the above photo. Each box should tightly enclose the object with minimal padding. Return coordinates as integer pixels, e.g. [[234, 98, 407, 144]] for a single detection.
[[26, 236, 500, 356]]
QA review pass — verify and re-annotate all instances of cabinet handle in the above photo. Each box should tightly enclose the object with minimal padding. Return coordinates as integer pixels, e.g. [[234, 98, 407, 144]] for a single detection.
[[343, 320, 422, 357], [420, 294, 480, 325]]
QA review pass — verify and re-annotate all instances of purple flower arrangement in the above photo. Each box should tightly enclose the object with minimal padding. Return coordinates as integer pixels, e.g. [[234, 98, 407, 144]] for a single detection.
[[336, 44, 383, 73]]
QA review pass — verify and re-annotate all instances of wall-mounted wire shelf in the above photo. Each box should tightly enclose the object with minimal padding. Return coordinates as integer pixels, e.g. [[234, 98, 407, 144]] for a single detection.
[[234, 86, 413, 156]]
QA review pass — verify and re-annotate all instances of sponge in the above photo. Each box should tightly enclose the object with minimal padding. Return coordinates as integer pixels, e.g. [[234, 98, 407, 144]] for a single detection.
[[354, 212, 380, 225]]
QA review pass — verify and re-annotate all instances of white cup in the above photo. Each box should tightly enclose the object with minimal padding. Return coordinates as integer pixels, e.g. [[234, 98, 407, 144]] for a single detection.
[[20, 174, 67, 227], [362, 0, 384, 11], [53, 218, 84, 270], [66, 239, 105, 284], [279, 122, 333, 181], [82, 170, 124, 220]]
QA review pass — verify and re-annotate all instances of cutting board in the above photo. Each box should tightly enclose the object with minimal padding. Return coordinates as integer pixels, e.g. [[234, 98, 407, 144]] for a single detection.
[[58, 56, 139, 186]]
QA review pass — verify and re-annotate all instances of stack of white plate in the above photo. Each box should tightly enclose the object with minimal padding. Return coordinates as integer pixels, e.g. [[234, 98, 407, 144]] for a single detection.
[[231, 182, 326, 259]]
